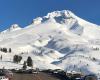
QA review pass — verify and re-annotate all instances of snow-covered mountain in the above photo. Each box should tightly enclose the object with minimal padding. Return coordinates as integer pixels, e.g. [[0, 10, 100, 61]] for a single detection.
[[2, 24, 22, 33], [0, 10, 100, 78]]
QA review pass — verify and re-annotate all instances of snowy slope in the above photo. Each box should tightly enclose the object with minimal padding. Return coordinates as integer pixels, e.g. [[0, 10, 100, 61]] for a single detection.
[[0, 10, 100, 78], [2, 24, 22, 33]]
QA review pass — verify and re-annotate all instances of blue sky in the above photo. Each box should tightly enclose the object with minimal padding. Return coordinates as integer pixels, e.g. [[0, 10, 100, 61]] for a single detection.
[[0, 0, 100, 31]]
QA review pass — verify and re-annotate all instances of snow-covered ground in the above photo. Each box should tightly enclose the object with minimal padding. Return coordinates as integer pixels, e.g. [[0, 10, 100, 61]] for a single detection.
[[0, 10, 100, 79]]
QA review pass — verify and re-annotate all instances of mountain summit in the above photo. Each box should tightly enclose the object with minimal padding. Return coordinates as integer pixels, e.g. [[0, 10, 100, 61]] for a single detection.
[[0, 10, 100, 79], [31, 10, 100, 39]]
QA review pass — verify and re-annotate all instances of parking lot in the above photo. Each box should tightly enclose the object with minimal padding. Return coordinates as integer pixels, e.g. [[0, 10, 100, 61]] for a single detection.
[[12, 72, 61, 80]]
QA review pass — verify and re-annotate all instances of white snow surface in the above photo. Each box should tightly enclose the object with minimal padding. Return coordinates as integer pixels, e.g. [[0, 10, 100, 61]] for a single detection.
[[0, 10, 100, 78]]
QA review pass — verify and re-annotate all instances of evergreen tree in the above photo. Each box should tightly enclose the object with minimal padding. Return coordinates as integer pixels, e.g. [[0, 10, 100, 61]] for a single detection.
[[27, 56, 33, 67], [0, 55, 2, 60], [0, 48, 2, 51], [13, 55, 18, 63], [13, 55, 22, 63], [9, 48, 12, 53], [23, 61, 27, 70], [18, 56, 22, 63], [2, 48, 7, 53]]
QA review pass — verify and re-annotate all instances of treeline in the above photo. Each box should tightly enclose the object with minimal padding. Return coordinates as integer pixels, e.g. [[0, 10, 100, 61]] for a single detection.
[[13, 55, 22, 63], [0, 47, 12, 53], [13, 55, 33, 69], [23, 56, 33, 70]]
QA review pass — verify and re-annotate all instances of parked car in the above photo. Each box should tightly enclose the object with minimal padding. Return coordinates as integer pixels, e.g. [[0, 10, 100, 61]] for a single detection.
[[66, 72, 97, 80], [84, 74, 97, 80], [15, 69, 35, 74], [0, 76, 9, 80], [0, 69, 13, 80]]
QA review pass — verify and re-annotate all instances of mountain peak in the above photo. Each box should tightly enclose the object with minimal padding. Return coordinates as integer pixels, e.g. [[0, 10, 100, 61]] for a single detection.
[[31, 10, 75, 25], [45, 10, 74, 18], [31, 10, 98, 27]]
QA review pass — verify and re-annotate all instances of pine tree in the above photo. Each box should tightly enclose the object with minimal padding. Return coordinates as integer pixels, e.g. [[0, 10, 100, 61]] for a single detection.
[[23, 61, 27, 70], [0, 55, 2, 60], [0, 48, 3, 52], [9, 48, 12, 53], [13, 55, 18, 63], [2, 48, 7, 53], [18, 56, 22, 63], [27, 56, 33, 67], [13, 55, 22, 63]]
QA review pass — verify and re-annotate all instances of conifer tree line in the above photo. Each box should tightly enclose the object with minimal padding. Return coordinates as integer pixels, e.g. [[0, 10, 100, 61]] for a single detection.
[[26, 56, 33, 67], [0, 47, 12, 53], [13, 55, 33, 69], [13, 55, 22, 63], [22, 57, 33, 70]]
